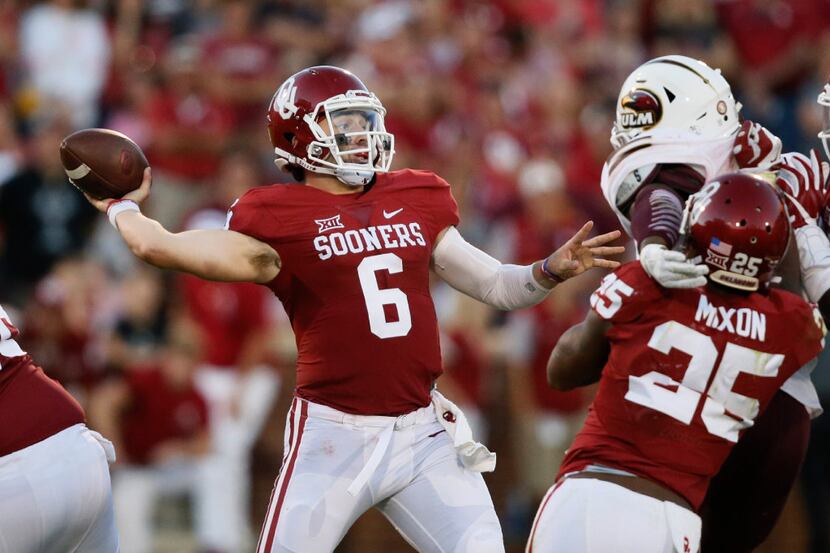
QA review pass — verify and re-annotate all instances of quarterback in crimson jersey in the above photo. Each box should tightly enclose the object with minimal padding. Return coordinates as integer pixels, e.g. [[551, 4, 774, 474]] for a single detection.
[[0, 304, 119, 552], [83, 65, 624, 552], [527, 174, 825, 553], [226, 169, 459, 415]]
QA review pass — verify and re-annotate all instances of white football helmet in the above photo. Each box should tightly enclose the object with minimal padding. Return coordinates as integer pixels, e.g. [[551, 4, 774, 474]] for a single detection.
[[610, 55, 741, 150], [817, 82, 830, 162]]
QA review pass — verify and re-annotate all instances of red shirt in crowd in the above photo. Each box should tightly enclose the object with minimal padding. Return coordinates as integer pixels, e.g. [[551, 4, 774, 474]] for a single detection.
[[528, 304, 591, 414], [146, 90, 234, 181], [442, 330, 485, 408], [200, 35, 279, 125], [716, 0, 823, 73], [179, 275, 270, 368], [120, 366, 208, 465]]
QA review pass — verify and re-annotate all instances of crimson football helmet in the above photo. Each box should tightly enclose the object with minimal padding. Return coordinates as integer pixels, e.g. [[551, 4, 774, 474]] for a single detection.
[[680, 172, 790, 292], [266, 66, 395, 186]]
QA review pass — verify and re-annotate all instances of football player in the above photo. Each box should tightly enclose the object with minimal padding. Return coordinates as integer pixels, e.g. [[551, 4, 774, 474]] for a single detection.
[[602, 54, 823, 553], [0, 304, 119, 552], [527, 173, 825, 553], [602, 55, 781, 287], [780, 82, 830, 321], [82, 65, 625, 553], [699, 147, 828, 553]]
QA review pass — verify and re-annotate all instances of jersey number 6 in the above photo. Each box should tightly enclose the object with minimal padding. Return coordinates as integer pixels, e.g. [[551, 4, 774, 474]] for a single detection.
[[357, 253, 413, 339]]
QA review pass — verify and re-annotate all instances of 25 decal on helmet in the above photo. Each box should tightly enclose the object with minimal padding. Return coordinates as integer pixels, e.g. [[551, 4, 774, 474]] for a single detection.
[[680, 172, 790, 292]]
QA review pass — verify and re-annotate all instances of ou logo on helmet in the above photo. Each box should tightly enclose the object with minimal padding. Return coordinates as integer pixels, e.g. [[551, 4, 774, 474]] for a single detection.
[[272, 77, 299, 120], [689, 180, 721, 225]]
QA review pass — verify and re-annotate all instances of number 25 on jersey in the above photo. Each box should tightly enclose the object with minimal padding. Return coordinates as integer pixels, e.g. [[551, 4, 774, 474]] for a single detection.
[[592, 273, 783, 443]]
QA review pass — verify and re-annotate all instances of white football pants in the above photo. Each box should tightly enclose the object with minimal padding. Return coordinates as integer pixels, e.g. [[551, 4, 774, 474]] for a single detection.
[[527, 478, 701, 553], [256, 397, 504, 553], [0, 424, 119, 553]]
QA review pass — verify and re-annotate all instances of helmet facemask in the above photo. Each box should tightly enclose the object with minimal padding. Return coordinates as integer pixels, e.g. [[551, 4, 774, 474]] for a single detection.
[[282, 90, 395, 187]]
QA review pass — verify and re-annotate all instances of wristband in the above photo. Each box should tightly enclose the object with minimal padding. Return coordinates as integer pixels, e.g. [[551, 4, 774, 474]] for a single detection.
[[540, 257, 565, 284], [107, 199, 140, 229]]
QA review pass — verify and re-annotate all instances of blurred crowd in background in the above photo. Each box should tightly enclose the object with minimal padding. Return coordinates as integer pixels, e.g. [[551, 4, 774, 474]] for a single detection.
[[2, 0, 830, 552]]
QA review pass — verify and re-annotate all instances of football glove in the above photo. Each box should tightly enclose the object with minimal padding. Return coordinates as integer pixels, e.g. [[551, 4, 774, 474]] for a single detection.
[[640, 243, 708, 289]]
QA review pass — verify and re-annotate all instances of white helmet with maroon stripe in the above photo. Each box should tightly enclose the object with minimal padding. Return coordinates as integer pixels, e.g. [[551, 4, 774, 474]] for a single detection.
[[611, 55, 741, 150]]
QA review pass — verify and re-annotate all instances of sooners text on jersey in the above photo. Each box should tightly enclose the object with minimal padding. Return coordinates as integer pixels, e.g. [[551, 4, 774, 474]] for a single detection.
[[227, 170, 459, 415], [558, 262, 824, 509]]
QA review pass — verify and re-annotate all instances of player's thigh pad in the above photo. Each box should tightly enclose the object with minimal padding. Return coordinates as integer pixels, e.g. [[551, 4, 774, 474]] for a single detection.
[[377, 429, 504, 553], [256, 399, 374, 553], [0, 424, 118, 553], [527, 478, 700, 553]]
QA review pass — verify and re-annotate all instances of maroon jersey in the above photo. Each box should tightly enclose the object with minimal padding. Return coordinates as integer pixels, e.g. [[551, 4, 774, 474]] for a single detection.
[[0, 305, 85, 456], [227, 170, 459, 415], [121, 366, 209, 465], [179, 275, 270, 367], [558, 262, 825, 509]]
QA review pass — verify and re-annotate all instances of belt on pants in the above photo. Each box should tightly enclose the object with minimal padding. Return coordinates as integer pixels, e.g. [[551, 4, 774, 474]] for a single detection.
[[298, 398, 434, 496]]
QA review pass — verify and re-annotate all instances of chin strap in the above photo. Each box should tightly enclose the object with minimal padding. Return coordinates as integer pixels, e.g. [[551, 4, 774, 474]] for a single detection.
[[335, 167, 375, 186], [273, 151, 375, 186]]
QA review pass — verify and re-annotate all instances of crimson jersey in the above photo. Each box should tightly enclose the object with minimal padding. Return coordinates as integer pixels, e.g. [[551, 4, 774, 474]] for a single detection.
[[121, 366, 209, 465], [0, 305, 84, 456], [558, 262, 825, 509], [227, 169, 459, 415]]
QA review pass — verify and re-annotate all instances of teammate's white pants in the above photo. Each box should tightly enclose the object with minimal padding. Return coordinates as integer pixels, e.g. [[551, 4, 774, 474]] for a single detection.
[[113, 461, 199, 553], [256, 396, 504, 553], [527, 478, 701, 553], [194, 366, 279, 553], [0, 424, 119, 553]]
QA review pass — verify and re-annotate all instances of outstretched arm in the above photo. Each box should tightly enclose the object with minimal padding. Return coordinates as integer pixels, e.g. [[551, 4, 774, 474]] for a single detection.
[[85, 168, 280, 283], [777, 151, 830, 321], [547, 310, 611, 390], [431, 221, 624, 311]]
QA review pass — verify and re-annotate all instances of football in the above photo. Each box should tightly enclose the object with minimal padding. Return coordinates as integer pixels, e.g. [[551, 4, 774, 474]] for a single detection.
[[60, 128, 148, 200]]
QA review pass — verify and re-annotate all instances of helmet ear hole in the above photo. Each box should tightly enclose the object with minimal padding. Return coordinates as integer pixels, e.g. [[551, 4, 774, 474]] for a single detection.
[[739, 219, 747, 227]]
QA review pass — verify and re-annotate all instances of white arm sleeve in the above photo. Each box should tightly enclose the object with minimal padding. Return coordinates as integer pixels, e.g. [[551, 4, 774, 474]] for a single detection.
[[431, 227, 551, 310], [795, 221, 830, 302]]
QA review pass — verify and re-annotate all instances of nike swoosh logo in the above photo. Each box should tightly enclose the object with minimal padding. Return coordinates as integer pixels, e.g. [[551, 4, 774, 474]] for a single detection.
[[383, 208, 404, 219]]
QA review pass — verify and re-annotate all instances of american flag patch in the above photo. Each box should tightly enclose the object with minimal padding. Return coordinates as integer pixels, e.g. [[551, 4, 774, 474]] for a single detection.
[[315, 214, 344, 234], [709, 237, 733, 256]]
